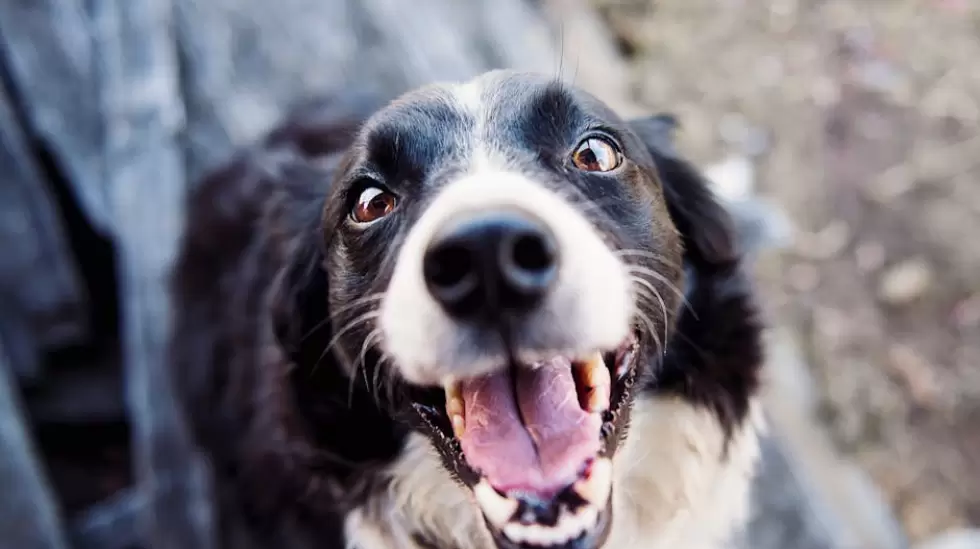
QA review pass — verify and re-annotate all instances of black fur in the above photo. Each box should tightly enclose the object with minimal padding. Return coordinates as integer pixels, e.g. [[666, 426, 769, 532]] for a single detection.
[[628, 115, 763, 439], [170, 75, 763, 548]]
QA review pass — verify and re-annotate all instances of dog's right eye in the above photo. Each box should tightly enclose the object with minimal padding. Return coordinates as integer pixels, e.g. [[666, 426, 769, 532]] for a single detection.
[[351, 186, 397, 224], [571, 136, 622, 172]]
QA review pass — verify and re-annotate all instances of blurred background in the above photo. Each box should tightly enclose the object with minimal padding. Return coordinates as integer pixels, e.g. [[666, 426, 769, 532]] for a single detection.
[[0, 1, 977, 549]]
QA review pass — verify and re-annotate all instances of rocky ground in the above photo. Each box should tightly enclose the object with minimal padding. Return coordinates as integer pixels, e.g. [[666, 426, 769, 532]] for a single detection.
[[590, 0, 980, 543]]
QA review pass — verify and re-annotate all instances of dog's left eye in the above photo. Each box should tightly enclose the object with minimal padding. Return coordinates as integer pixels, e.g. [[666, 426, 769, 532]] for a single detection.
[[351, 186, 397, 224], [571, 137, 622, 172]]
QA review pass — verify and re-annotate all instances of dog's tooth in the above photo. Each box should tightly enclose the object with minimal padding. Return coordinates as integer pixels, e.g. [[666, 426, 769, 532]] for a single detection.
[[444, 380, 461, 406], [473, 480, 518, 528], [540, 524, 562, 545], [554, 510, 580, 543], [582, 352, 606, 381], [577, 351, 610, 413], [615, 347, 634, 379], [503, 523, 526, 544], [446, 395, 464, 417], [565, 507, 585, 533], [522, 525, 543, 545], [573, 457, 613, 506], [586, 385, 610, 413], [444, 380, 465, 437], [579, 505, 599, 530], [451, 414, 465, 438]]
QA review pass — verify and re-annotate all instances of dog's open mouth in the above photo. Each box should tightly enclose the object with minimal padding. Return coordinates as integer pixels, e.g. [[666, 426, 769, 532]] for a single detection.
[[413, 334, 640, 549]]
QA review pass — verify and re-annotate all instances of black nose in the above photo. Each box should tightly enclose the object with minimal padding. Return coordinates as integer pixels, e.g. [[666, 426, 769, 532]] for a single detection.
[[423, 211, 559, 319]]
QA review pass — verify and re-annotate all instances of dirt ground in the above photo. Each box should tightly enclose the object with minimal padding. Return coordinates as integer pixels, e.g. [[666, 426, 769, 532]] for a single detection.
[[590, 0, 980, 543]]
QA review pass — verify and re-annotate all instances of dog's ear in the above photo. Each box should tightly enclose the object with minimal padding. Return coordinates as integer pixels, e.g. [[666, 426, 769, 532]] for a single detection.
[[628, 114, 738, 268], [270, 233, 330, 359], [628, 116, 763, 438]]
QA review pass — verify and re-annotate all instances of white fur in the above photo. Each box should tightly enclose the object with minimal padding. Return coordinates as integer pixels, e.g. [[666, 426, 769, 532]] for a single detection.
[[379, 171, 632, 386], [345, 395, 763, 549], [451, 79, 494, 172]]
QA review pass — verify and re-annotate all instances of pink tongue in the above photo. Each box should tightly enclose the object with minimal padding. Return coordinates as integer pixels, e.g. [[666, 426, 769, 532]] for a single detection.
[[458, 358, 602, 497]]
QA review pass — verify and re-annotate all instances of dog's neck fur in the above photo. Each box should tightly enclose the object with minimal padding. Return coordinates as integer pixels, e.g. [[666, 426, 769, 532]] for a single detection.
[[346, 396, 763, 549]]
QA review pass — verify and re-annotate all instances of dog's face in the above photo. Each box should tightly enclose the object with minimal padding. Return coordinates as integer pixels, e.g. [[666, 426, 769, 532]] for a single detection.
[[321, 71, 686, 549]]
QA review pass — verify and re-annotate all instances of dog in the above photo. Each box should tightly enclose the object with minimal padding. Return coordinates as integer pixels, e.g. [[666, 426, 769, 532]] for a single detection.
[[170, 70, 765, 549]]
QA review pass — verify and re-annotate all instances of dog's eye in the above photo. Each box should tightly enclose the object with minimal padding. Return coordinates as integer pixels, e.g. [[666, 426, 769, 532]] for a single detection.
[[571, 137, 622, 172], [351, 186, 397, 224]]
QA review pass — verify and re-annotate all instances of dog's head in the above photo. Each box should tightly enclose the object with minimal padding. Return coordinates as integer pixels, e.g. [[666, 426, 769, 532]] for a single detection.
[[319, 71, 733, 549]]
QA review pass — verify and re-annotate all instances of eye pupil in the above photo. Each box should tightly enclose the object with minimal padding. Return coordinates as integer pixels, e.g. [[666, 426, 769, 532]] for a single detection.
[[572, 137, 622, 172], [352, 186, 396, 224], [578, 148, 600, 170], [369, 196, 389, 212]]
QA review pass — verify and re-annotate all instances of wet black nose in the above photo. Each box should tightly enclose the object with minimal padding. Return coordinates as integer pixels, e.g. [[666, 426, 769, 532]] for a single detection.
[[423, 211, 559, 319]]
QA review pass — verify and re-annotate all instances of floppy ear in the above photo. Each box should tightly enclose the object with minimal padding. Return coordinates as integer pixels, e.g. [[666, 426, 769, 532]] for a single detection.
[[627, 115, 763, 437], [627, 114, 739, 269]]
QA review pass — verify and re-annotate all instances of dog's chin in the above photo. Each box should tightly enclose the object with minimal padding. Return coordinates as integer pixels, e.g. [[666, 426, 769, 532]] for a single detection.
[[408, 332, 641, 549]]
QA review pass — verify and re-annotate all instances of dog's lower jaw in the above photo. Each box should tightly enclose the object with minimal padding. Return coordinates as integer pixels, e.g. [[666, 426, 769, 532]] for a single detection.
[[343, 395, 764, 549]]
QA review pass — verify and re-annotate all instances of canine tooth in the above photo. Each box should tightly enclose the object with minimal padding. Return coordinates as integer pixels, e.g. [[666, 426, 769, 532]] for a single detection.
[[582, 352, 608, 385], [473, 480, 518, 528], [451, 414, 465, 438], [446, 396, 464, 417], [577, 352, 610, 413], [444, 380, 462, 407], [573, 457, 612, 506], [586, 385, 609, 413], [444, 381, 465, 437]]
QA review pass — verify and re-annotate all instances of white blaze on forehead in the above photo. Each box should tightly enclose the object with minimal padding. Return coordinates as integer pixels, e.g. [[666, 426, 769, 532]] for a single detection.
[[379, 170, 632, 386], [449, 75, 502, 174]]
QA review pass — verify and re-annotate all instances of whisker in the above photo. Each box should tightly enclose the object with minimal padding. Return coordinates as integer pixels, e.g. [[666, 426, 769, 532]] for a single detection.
[[625, 265, 698, 320], [376, 352, 399, 411], [311, 310, 380, 375], [348, 328, 384, 408], [614, 248, 683, 270], [328, 293, 386, 321], [631, 287, 669, 356], [301, 293, 385, 343], [630, 276, 669, 354], [632, 308, 663, 356]]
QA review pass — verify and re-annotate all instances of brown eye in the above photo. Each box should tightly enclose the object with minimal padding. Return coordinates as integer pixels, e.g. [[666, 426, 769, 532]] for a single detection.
[[571, 137, 622, 172], [351, 186, 397, 224]]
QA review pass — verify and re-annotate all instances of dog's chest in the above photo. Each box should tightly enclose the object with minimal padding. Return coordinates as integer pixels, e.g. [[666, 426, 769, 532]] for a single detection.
[[344, 396, 762, 549]]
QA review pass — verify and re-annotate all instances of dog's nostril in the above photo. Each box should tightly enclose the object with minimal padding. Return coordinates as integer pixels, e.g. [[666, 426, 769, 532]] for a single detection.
[[423, 243, 479, 311], [499, 229, 558, 302], [425, 244, 473, 289], [510, 231, 556, 274]]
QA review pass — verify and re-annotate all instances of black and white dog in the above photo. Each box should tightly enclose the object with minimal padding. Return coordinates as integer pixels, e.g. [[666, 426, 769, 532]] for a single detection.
[[171, 70, 764, 549]]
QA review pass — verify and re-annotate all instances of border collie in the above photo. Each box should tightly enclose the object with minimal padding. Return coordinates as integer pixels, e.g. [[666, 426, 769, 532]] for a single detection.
[[171, 70, 764, 549]]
